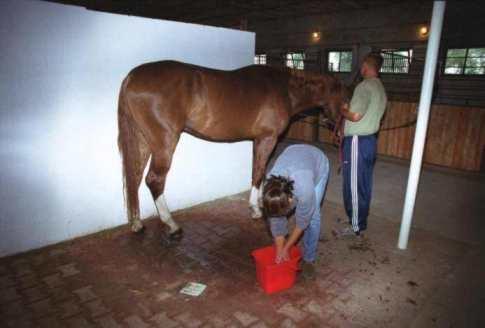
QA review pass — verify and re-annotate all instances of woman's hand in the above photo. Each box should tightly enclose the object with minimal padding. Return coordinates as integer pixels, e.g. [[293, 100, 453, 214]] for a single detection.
[[274, 236, 289, 264], [276, 247, 290, 264]]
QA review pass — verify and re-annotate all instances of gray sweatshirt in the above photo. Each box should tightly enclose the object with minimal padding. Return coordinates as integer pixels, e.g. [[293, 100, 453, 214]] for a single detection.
[[266, 144, 329, 237]]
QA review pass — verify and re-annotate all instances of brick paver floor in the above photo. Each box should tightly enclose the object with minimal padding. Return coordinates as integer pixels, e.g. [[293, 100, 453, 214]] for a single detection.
[[1, 193, 483, 327]]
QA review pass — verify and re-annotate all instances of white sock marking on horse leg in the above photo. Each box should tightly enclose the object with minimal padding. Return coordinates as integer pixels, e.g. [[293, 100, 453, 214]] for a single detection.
[[249, 186, 259, 207], [249, 186, 262, 218], [131, 217, 144, 232], [155, 194, 180, 233]]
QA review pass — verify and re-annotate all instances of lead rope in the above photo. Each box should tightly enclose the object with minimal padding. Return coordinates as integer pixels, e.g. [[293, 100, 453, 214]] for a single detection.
[[332, 114, 345, 174]]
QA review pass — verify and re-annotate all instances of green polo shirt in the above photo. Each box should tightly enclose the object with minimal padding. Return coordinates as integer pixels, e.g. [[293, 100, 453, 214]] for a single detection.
[[344, 77, 387, 136]]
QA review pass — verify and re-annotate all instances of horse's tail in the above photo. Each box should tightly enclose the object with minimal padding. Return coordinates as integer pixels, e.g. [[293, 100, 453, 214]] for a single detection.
[[117, 76, 149, 228]]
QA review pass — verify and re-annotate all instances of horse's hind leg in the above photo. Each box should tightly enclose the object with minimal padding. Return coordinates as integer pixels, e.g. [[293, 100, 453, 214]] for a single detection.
[[145, 131, 183, 242], [249, 135, 278, 218], [118, 104, 151, 233], [127, 136, 151, 232]]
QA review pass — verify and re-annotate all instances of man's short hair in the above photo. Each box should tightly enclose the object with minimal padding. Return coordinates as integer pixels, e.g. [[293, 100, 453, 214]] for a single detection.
[[363, 52, 384, 72], [262, 175, 294, 217]]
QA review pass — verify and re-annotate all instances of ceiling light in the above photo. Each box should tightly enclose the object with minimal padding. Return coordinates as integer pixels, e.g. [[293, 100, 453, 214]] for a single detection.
[[419, 26, 429, 37]]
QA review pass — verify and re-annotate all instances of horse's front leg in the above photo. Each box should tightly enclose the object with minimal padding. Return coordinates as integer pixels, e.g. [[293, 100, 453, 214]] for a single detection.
[[250, 135, 278, 219], [249, 185, 263, 219]]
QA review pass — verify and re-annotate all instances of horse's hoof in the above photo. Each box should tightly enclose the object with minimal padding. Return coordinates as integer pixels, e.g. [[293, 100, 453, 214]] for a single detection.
[[131, 221, 145, 233], [169, 228, 184, 241], [160, 228, 183, 247], [250, 207, 263, 219]]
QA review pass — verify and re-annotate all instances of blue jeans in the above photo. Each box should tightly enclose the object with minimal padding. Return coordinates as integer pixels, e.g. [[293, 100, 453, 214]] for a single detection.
[[302, 159, 329, 263]]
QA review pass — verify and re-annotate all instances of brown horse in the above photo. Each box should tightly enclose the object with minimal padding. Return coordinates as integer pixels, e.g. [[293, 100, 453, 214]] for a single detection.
[[118, 60, 347, 242]]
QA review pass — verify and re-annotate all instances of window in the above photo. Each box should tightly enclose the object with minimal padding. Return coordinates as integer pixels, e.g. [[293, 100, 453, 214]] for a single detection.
[[254, 54, 266, 65], [327, 50, 352, 72], [381, 49, 413, 73], [444, 48, 485, 75], [286, 52, 305, 70]]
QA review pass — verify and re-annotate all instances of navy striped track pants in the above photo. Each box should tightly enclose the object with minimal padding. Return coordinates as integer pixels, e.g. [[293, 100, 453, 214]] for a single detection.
[[342, 134, 377, 232]]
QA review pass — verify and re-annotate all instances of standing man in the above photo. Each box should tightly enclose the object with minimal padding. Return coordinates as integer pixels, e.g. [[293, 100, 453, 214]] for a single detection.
[[338, 52, 387, 237], [262, 144, 329, 279]]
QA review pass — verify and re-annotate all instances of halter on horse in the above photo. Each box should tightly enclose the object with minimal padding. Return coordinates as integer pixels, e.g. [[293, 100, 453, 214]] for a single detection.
[[118, 61, 347, 243]]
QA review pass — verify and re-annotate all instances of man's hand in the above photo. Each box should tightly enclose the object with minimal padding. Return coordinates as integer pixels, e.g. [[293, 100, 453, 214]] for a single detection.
[[340, 102, 362, 122]]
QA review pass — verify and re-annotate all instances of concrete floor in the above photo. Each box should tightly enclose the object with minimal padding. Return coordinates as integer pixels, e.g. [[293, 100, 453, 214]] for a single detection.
[[1, 140, 484, 327]]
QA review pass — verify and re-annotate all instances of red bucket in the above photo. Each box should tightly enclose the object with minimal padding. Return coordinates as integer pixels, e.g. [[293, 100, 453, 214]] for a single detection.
[[251, 245, 301, 294]]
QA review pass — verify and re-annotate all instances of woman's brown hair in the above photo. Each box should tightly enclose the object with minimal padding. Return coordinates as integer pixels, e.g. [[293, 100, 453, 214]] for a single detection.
[[262, 175, 294, 217]]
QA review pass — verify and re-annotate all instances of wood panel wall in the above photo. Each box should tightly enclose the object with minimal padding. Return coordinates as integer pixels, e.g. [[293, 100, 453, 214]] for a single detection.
[[285, 116, 318, 142], [284, 101, 485, 172]]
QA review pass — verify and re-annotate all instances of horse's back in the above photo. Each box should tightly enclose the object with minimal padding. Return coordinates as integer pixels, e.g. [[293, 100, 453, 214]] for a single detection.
[[123, 61, 290, 107], [125, 61, 202, 89], [126, 61, 287, 87], [122, 61, 292, 140]]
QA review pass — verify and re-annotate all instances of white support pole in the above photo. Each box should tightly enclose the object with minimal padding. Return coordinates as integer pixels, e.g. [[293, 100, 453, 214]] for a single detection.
[[398, 1, 446, 250]]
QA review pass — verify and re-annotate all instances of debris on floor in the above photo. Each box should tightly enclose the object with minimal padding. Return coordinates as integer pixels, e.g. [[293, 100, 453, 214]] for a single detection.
[[180, 282, 207, 296], [0, 195, 483, 327]]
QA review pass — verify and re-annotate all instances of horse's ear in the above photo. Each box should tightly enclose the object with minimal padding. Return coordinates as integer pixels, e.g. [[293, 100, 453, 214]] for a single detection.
[[331, 77, 351, 102], [329, 76, 342, 94], [289, 74, 305, 90], [307, 77, 323, 94], [338, 79, 351, 103]]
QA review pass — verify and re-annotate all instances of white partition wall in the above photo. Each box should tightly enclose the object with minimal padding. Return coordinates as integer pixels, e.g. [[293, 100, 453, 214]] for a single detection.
[[0, 0, 255, 256]]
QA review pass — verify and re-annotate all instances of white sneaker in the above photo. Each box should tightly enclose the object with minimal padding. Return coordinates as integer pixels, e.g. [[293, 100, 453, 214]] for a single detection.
[[333, 227, 360, 238]]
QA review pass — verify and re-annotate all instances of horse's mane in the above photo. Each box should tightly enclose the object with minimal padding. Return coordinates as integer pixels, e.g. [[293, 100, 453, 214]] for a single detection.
[[285, 67, 344, 98]]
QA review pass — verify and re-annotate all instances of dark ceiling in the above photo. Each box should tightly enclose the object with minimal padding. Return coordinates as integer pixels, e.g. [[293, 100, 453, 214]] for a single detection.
[[44, 0, 485, 51], [47, 0, 407, 30]]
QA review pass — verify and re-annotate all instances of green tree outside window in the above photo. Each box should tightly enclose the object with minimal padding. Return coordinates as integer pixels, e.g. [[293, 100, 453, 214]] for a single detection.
[[445, 48, 485, 75]]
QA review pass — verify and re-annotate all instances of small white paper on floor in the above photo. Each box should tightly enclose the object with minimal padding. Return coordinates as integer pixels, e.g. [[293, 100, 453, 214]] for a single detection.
[[180, 282, 207, 296]]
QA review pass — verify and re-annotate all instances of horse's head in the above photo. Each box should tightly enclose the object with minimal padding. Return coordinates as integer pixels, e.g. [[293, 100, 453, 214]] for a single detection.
[[288, 70, 350, 123], [319, 75, 350, 123]]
